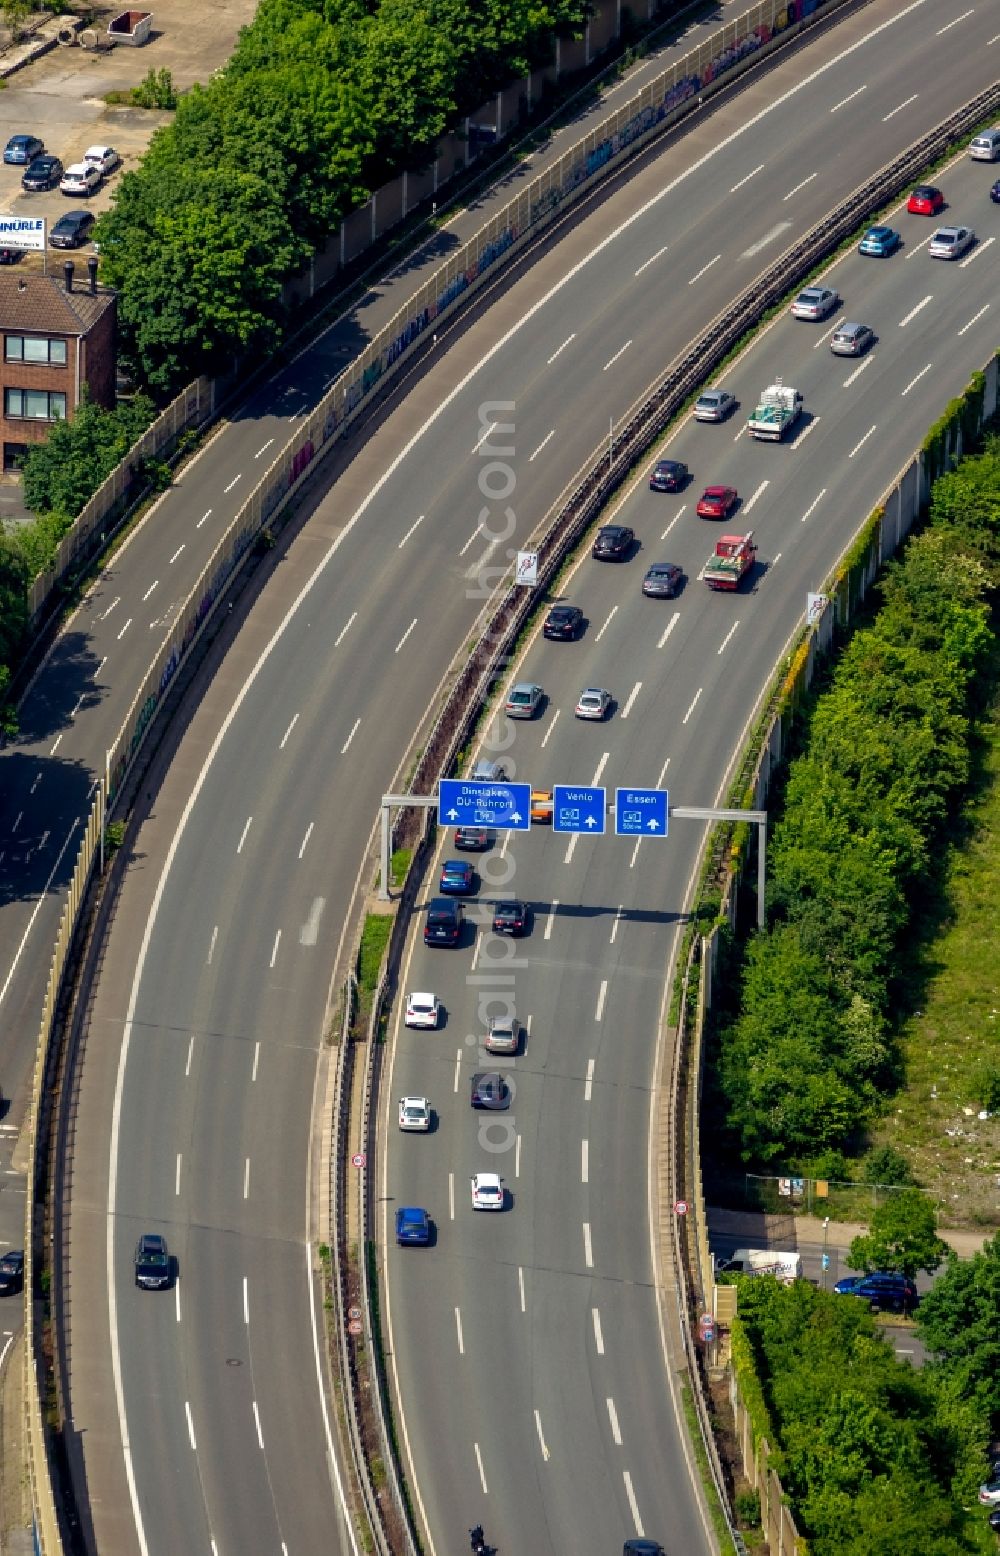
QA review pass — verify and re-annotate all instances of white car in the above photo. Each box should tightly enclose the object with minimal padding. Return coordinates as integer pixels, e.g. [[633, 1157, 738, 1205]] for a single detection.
[[470, 1172, 505, 1210], [404, 991, 440, 1029], [60, 162, 101, 196], [928, 225, 974, 260], [398, 1096, 431, 1132], [83, 144, 120, 177], [790, 285, 838, 320], [575, 686, 612, 720]]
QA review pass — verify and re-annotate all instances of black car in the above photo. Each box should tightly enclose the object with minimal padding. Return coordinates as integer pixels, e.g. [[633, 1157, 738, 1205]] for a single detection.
[[424, 897, 463, 946], [134, 1234, 171, 1290], [642, 562, 684, 599], [989, 1505, 1000, 1532], [470, 1072, 511, 1110], [21, 155, 63, 192], [592, 524, 634, 561], [0, 248, 23, 265], [492, 900, 528, 936], [543, 603, 583, 640], [992, 179, 1000, 205], [649, 458, 688, 492], [3, 134, 44, 166], [454, 825, 490, 850], [624, 1543, 665, 1555], [0, 1250, 25, 1295], [49, 210, 97, 250]]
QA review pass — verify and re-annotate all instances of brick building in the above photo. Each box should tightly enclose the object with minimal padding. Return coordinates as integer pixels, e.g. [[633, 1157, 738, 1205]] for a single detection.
[[0, 258, 117, 473]]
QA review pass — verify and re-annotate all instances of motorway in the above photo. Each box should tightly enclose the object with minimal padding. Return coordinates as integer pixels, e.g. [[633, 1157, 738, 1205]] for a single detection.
[[4, 0, 997, 1551]]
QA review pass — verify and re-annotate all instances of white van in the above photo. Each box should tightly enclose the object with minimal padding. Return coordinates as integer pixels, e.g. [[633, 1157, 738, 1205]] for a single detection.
[[969, 128, 1000, 162], [717, 1248, 801, 1284]]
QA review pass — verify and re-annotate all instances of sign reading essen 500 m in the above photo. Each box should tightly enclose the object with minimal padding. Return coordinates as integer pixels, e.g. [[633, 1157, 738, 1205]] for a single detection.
[[614, 787, 669, 837], [438, 778, 532, 831]]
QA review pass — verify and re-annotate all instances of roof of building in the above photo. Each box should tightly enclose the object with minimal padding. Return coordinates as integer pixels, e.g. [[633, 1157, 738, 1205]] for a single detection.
[[0, 267, 116, 337]]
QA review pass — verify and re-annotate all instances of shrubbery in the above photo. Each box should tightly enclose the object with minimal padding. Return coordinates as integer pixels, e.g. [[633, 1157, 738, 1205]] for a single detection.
[[733, 1277, 986, 1554], [95, 0, 590, 393], [716, 438, 1000, 1165]]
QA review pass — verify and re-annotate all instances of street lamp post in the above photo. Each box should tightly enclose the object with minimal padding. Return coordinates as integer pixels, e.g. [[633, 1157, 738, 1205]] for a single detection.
[[822, 1216, 830, 1290]]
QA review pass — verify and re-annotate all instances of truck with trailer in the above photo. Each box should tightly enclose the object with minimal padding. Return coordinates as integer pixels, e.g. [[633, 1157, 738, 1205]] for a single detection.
[[702, 531, 756, 591], [746, 380, 803, 441]]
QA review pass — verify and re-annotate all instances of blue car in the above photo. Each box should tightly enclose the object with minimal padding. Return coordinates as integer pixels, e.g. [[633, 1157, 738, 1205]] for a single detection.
[[858, 225, 901, 257], [395, 1207, 431, 1246], [833, 1274, 867, 1295], [4, 134, 44, 166], [439, 859, 475, 895]]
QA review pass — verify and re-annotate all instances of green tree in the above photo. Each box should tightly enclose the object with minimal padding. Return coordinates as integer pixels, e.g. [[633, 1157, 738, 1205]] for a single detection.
[[21, 394, 156, 523], [847, 1189, 949, 1279], [917, 1231, 1000, 1430]]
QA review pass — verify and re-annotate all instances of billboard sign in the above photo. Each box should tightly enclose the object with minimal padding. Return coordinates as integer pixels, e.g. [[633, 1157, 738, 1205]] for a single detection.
[[0, 215, 46, 253]]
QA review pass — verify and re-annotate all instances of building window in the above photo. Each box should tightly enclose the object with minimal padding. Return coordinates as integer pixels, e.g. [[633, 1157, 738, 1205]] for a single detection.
[[4, 335, 67, 367], [4, 388, 67, 420], [3, 443, 28, 472]]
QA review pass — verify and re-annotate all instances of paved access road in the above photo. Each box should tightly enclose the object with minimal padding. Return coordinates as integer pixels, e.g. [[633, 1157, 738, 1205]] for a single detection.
[[381, 143, 1000, 1553], [44, 3, 1000, 1553]]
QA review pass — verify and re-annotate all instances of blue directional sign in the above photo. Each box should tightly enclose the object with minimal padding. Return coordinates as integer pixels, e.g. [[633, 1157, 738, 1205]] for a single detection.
[[614, 786, 669, 838], [439, 778, 532, 831], [552, 784, 607, 835]]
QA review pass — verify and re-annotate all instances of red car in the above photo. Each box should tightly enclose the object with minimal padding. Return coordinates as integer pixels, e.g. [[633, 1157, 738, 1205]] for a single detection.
[[907, 184, 944, 216], [696, 484, 738, 520]]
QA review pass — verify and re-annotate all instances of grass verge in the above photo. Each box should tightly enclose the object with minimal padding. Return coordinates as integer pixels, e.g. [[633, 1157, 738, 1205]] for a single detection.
[[678, 1379, 738, 1556]]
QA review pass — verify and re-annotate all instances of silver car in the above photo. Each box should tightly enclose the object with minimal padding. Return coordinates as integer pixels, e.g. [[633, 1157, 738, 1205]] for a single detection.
[[928, 225, 974, 260], [693, 388, 736, 422], [484, 1016, 521, 1054], [790, 285, 838, 321], [575, 687, 612, 720], [504, 681, 543, 719], [830, 322, 875, 357]]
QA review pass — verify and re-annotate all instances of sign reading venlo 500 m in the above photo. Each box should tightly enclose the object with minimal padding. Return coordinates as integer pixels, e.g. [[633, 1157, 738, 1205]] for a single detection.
[[0, 215, 46, 252]]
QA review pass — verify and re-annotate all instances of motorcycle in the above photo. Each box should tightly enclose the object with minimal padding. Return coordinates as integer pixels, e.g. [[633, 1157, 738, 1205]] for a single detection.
[[469, 1527, 488, 1555]]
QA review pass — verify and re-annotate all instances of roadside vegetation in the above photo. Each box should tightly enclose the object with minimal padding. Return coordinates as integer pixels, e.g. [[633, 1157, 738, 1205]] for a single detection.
[[95, 0, 589, 394], [707, 432, 1000, 1195], [731, 1274, 993, 1555]]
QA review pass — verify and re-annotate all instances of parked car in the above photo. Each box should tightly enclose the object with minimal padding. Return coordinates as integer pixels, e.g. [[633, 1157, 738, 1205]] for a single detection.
[[134, 1234, 171, 1290], [834, 1271, 917, 1313], [3, 134, 44, 165], [830, 322, 875, 357], [987, 1505, 1000, 1532], [471, 1172, 505, 1211], [395, 1206, 431, 1246], [504, 681, 543, 719], [907, 184, 944, 215], [60, 162, 102, 196], [424, 898, 463, 946], [649, 458, 688, 492], [439, 859, 475, 895], [83, 143, 121, 176], [454, 825, 490, 850], [398, 1096, 431, 1132], [484, 1017, 521, 1054], [693, 388, 736, 422], [404, 991, 440, 1029], [992, 179, 1000, 206], [575, 687, 612, 720], [696, 485, 738, 520], [21, 155, 63, 192], [543, 603, 583, 640], [49, 210, 96, 249], [642, 562, 684, 599], [979, 1477, 1000, 1507], [470, 1072, 511, 1110], [858, 224, 901, 257], [0, 1250, 24, 1295], [492, 900, 529, 936], [790, 285, 838, 320], [0, 247, 24, 265], [928, 225, 974, 260], [592, 524, 634, 561]]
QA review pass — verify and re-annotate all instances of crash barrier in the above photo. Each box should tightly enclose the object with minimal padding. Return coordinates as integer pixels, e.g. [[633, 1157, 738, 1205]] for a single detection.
[[22, 789, 104, 1556], [673, 354, 999, 1551], [26, 377, 214, 635]]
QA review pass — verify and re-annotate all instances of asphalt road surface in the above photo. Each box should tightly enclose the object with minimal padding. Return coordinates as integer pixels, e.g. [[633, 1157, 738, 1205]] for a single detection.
[[15, 2, 998, 1552]]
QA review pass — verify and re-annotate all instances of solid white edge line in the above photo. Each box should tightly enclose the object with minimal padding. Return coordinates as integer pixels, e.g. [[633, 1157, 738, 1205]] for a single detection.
[[0, 818, 80, 1013]]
